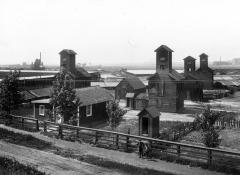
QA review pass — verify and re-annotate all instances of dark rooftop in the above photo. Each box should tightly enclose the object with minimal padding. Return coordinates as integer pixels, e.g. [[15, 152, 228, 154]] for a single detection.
[[59, 49, 77, 55], [138, 106, 160, 118], [154, 45, 174, 53], [183, 56, 196, 60], [75, 86, 114, 106], [122, 77, 146, 90]]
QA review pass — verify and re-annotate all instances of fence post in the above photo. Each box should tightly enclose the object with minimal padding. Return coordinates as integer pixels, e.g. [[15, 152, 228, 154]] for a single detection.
[[116, 134, 119, 149], [76, 128, 79, 139], [21, 118, 24, 129], [36, 120, 39, 131], [126, 129, 130, 151], [43, 121, 47, 132], [177, 145, 181, 158], [208, 149, 212, 165], [95, 131, 98, 144], [58, 124, 63, 139]]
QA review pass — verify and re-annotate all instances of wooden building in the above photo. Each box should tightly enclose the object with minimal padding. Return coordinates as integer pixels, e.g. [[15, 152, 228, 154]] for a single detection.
[[125, 92, 148, 110], [138, 106, 160, 138], [148, 45, 184, 113], [32, 86, 114, 126], [59, 49, 92, 88], [183, 56, 203, 101], [196, 53, 214, 89], [115, 77, 146, 100]]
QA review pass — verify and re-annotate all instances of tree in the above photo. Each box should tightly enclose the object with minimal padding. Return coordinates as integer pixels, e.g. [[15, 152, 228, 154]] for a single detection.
[[0, 70, 24, 120], [193, 105, 222, 148], [106, 101, 126, 130], [50, 70, 80, 125]]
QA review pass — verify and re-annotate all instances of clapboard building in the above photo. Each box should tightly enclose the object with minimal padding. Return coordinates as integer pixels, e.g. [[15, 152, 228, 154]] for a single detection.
[[148, 45, 184, 113]]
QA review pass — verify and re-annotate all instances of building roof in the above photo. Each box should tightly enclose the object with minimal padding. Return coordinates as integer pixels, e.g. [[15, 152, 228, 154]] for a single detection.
[[59, 49, 77, 55], [135, 93, 148, 100], [120, 77, 146, 90], [138, 106, 160, 118], [75, 67, 91, 78], [75, 86, 114, 106], [148, 69, 184, 82], [31, 86, 114, 106], [29, 87, 51, 97], [183, 72, 200, 80], [196, 67, 214, 73], [21, 90, 37, 101], [183, 56, 196, 61], [199, 53, 208, 57], [31, 99, 50, 104], [154, 45, 174, 52]]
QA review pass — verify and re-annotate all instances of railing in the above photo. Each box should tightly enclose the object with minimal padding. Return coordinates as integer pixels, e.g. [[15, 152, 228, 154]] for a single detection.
[[1, 115, 240, 171], [0, 115, 39, 131]]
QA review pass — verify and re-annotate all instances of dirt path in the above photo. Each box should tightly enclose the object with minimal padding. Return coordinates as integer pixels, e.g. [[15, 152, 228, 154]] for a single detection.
[[0, 140, 123, 175], [0, 124, 226, 175]]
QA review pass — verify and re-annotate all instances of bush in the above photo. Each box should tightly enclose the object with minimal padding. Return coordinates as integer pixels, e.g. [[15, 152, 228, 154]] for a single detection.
[[203, 129, 221, 148]]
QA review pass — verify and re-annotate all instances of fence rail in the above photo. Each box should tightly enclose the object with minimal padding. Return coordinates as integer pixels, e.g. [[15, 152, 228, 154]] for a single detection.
[[1, 115, 240, 170]]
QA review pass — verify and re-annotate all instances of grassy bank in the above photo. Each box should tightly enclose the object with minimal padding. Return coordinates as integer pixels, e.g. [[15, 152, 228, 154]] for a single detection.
[[0, 156, 46, 175]]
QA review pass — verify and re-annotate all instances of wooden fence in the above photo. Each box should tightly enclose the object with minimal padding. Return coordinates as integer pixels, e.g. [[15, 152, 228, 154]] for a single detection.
[[215, 119, 240, 129], [1, 115, 240, 170]]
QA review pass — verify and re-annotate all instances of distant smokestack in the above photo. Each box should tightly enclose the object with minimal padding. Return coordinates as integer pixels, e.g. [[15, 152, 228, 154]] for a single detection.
[[40, 52, 41, 61]]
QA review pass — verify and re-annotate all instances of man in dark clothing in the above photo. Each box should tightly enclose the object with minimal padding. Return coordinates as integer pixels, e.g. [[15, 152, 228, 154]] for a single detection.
[[138, 141, 144, 158]]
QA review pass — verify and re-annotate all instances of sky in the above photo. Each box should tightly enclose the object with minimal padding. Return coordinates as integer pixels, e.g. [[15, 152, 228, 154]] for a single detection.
[[1, 0, 240, 66]]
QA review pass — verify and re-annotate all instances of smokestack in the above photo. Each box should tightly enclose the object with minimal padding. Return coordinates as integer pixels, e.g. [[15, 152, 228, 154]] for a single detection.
[[40, 52, 41, 61]]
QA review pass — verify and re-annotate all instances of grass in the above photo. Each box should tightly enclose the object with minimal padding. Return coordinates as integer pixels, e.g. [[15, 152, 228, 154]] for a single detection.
[[0, 128, 52, 150], [0, 156, 47, 175], [101, 118, 192, 136], [54, 149, 175, 175], [183, 129, 240, 151]]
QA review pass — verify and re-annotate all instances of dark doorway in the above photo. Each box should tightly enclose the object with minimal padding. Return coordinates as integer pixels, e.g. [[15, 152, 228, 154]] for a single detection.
[[142, 117, 149, 135]]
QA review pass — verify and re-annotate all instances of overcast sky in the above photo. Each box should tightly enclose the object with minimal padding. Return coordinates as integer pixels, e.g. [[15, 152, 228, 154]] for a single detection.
[[1, 0, 240, 66]]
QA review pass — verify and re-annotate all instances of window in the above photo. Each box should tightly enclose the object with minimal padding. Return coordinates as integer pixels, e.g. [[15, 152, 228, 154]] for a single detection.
[[86, 105, 92, 117], [39, 105, 45, 116]]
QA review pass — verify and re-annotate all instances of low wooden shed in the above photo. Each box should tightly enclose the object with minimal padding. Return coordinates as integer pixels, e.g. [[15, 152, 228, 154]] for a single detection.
[[137, 106, 160, 138]]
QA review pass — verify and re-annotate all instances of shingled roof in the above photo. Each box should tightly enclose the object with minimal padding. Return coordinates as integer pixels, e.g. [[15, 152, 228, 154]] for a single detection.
[[75, 86, 114, 106], [122, 77, 146, 90]]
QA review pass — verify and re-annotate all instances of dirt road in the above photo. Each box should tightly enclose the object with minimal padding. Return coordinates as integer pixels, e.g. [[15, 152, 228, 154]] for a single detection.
[[0, 140, 123, 175]]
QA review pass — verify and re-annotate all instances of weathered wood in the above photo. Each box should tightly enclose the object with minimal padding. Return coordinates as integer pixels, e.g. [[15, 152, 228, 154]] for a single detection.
[[208, 150, 212, 165], [36, 120, 39, 131], [21, 118, 24, 128], [95, 131, 98, 144], [58, 124, 63, 139], [177, 145, 181, 158], [43, 121, 47, 132], [116, 134, 119, 149]]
